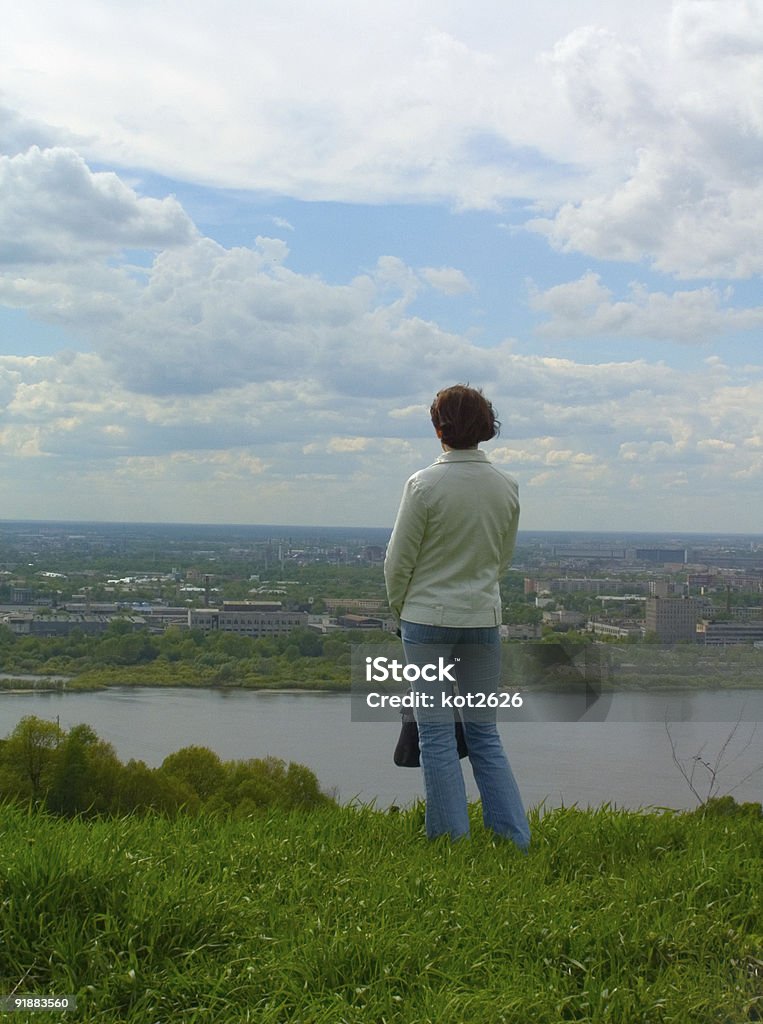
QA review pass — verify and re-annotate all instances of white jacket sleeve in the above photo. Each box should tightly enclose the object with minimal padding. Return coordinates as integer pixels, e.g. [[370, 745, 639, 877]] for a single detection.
[[384, 477, 428, 620], [498, 492, 520, 579]]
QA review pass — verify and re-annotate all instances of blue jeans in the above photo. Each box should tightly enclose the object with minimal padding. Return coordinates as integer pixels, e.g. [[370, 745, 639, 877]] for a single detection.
[[401, 620, 530, 848]]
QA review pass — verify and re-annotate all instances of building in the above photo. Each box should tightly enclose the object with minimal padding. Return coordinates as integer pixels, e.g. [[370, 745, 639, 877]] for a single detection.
[[648, 580, 683, 598], [635, 548, 687, 564], [138, 606, 192, 632], [1, 613, 143, 637], [696, 619, 763, 645], [542, 609, 587, 629], [322, 597, 387, 613], [551, 544, 627, 560], [188, 602, 307, 638], [361, 545, 386, 563], [587, 619, 643, 640], [335, 613, 385, 630], [730, 606, 763, 620], [715, 570, 763, 592], [687, 572, 717, 591], [501, 623, 543, 640], [533, 577, 649, 595], [644, 596, 707, 642]]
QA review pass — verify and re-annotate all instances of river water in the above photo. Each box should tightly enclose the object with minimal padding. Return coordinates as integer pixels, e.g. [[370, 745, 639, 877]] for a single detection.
[[1, 687, 761, 811]]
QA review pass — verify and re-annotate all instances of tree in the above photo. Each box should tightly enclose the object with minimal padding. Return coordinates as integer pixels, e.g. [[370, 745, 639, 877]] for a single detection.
[[99, 630, 159, 666], [503, 602, 543, 625], [159, 746, 226, 801], [46, 723, 123, 816], [293, 628, 323, 657], [115, 758, 199, 815], [285, 762, 329, 808], [0, 715, 61, 801], [46, 724, 89, 815]]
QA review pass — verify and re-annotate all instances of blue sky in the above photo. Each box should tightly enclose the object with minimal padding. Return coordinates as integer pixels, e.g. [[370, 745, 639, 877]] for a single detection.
[[1, 0, 763, 531]]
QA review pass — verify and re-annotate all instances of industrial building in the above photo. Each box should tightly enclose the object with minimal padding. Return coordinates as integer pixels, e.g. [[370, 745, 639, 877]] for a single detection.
[[188, 602, 307, 637]]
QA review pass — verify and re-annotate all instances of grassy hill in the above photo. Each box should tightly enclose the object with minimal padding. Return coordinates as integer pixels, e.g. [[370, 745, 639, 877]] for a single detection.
[[1, 799, 761, 1023]]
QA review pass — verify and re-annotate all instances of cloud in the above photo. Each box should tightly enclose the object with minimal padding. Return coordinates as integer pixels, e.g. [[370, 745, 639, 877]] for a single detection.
[[1, 6, 566, 207], [0, 31, 762, 537], [2, 151, 758, 487], [419, 267, 473, 295], [3, 2, 763, 278], [108, 450, 268, 489], [544, 25, 666, 146], [2, 335, 762, 526], [98, 244, 439, 397], [325, 437, 370, 453], [529, 273, 763, 342], [674, 0, 763, 62], [530, 2, 763, 277], [0, 153, 495, 401], [0, 147, 196, 265], [388, 404, 429, 420], [491, 441, 599, 468], [0, 3, 678, 209], [530, 153, 763, 278], [0, 102, 69, 155]]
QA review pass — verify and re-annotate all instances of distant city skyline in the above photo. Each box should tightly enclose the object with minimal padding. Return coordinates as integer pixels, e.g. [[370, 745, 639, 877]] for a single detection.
[[1, 2, 762, 530], [2, 520, 762, 551]]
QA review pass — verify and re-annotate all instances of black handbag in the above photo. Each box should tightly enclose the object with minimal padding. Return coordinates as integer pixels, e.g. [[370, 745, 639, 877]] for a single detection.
[[393, 709, 469, 768]]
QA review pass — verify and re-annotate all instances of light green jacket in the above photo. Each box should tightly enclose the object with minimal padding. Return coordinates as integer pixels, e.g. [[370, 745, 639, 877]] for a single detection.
[[384, 448, 520, 626]]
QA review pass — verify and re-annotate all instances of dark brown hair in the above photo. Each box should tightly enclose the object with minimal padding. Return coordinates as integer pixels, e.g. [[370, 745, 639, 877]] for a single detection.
[[429, 384, 500, 449]]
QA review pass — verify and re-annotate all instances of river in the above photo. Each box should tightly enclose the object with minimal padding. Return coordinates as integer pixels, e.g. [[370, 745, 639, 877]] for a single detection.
[[1, 687, 761, 811]]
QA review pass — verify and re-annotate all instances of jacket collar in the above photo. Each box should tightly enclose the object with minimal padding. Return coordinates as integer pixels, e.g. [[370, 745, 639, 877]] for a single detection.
[[435, 448, 489, 464]]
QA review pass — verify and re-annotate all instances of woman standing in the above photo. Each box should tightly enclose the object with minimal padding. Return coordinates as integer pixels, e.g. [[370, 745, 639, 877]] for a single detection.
[[384, 384, 529, 847]]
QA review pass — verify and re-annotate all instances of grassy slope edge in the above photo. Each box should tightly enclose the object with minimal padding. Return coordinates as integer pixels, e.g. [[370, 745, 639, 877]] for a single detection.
[[1, 800, 761, 1024]]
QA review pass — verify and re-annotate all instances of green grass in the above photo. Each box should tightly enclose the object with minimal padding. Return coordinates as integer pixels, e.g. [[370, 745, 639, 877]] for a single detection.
[[1, 800, 761, 1023]]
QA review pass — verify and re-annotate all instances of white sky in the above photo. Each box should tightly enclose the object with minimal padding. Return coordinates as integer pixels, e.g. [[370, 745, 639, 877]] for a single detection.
[[1, 0, 762, 531]]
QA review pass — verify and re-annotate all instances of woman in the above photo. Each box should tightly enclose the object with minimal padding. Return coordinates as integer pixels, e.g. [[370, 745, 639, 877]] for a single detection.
[[384, 384, 529, 847]]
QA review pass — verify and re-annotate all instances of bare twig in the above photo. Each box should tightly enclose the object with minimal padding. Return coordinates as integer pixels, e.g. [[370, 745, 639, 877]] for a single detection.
[[665, 715, 763, 807]]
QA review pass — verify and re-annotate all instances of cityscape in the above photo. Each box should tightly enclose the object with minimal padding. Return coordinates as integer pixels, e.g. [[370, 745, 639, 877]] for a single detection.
[[2, 520, 763, 652]]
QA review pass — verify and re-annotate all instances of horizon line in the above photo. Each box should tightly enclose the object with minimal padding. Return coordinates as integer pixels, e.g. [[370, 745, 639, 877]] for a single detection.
[[1, 518, 763, 541]]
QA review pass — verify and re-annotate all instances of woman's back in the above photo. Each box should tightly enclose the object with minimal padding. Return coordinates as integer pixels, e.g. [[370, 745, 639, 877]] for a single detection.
[[384, 448, 519, 626]]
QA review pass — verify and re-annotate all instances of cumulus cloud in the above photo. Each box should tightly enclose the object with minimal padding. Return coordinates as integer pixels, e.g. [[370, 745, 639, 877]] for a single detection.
[[544, 25, 666, 146], [531, 1, 763, 277], [3, 2, 763, 277], [0, 147, 196, 265], [419, 267, 473, 295], [491, 441, 599, 468], [325, 437, 371, 453], [2, 336, 762, 526], [268, 216, 294, 232], [0, 5, 567, 208], [0, 154, 492, 401], [0, 102, 68, 155], [531, 153, 763, 278], [0, 76, 761, 529], [388, 404, 429, 420], [107, 245, 455, 397], [529, 273, 763, 342]]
